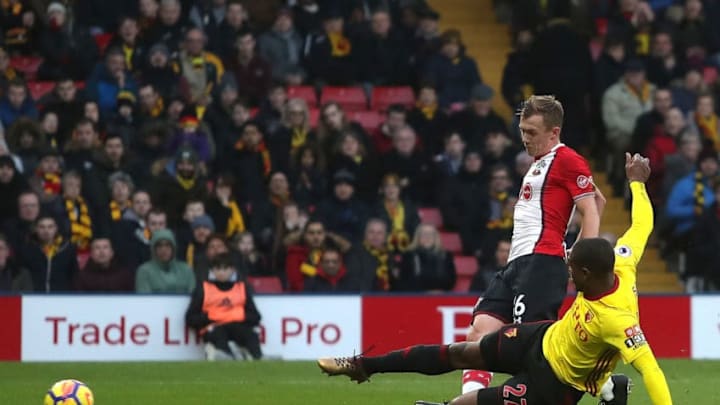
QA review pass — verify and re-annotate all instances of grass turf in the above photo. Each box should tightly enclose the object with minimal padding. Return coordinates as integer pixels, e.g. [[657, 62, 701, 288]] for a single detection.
[[1, 359, 718, 404]]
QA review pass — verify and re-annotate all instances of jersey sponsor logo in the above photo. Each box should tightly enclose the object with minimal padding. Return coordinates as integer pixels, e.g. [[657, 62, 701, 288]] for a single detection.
[[616, 245, 632, 257], [520, 183, 533, 201], [504, 327, 518, 338], [576, 175, 591, 189], [623, 325, 647, 349]]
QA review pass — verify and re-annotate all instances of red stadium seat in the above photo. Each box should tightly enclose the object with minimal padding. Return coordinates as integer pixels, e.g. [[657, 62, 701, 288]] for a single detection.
[[93, 33, 115, 55], [452, 277, 472, 293], [453, 255, 478, 277], [10, 56, 43, 80], [27, 81, 55, 100], [418, 207, 443, 228], [320, 86, 367, 111], [346, 110, 382, 131], [308, 108, 320, 128], [371, 86, 415, 111], [440, 232, 463, 254], [247, 276, 283, 293], [287, 85, 318, 107]]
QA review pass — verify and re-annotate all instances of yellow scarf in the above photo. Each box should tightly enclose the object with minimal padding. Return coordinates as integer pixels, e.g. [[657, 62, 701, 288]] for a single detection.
[[695, 171, 707, 216], [417, 101, 437, 120], [328, 32, 351, 57], [696, 112, 720, 151], [487, 192, 513, 229], [225, 200, 246, 237], [42, 235, 64, 259], [625, 81, 651, 103], [635, 31, 650, 55], [386, 202, 410, 252], [291, 127, 308, 150], [40, 172, 62, 195], [186, 243, 195, 267], [300, 248, 323, 277], [365, 242, 390, 291], [65, 197, 92, 251], [122, 44, 135, 70], [176, 174, 196, 191], [149, 97, 165, 118], [235, 140, 272, 177], [110, 200, 131, 221]]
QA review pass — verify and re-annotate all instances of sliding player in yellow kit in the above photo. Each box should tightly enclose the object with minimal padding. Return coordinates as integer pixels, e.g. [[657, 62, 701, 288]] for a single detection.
[[318, 153, 672, 405]]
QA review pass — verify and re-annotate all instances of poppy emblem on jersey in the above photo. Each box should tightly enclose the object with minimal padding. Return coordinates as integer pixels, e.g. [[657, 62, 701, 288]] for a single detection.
[[504, 327, 518, 338], [521, 183, 533, 200], [616, 245, 632, 257], [532, 168, 541, 176], [585, 312, 594, 323], [576, 175, 590, 189]]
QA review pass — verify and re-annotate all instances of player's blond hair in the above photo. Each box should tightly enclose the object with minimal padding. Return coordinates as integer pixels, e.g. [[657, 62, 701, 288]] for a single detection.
[[520, 95, 564, 130]]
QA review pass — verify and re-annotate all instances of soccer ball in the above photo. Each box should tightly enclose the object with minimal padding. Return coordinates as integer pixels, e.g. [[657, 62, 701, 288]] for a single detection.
[[44, 379, 94, 405]]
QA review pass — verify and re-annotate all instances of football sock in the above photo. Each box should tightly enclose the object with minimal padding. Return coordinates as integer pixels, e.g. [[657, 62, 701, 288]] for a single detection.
[[362, 345, 453, 375], [461, 370, 493, 393], [600, 377, 615, 401]]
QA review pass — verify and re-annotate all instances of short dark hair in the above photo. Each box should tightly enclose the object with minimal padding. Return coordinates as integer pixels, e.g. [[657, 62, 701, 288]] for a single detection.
[[569, 238, 615, 275], [210, 252, 235, 269], [387, 104, 406, 115], [520, 95, 564, 129]]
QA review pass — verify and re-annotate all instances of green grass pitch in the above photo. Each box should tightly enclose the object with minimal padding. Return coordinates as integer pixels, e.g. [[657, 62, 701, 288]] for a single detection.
[[1, 360, 718, 404]]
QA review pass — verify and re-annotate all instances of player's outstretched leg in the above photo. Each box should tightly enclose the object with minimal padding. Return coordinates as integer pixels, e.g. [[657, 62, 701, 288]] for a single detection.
[[318, 342, 486, 384], [599, 374, 631, 405]]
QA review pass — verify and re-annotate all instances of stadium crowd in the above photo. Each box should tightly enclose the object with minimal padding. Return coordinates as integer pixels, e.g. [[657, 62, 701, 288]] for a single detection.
[[0, 0, 718, 296]]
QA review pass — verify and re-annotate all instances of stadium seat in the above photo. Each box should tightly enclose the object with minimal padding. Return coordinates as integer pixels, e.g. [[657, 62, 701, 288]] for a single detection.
[[371, 86, 415, 111], [27, 81, 55, 100], [347, 110, 382, 131], [320, 86, 367, 111], [452, 277, 472, 293], [287, 85, 318, 107], [10, 56, 43, 80], [418, 207, 443, 228], [453, 255, 478, 277], [308, 108, 320, 128], [247, 276, 283, 293], [93, 33, 114, 55], [440, 232, 463, 254]]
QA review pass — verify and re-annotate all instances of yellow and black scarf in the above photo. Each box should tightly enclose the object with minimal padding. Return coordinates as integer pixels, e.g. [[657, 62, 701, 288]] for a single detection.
[[695, 171, 707, 216], [300, 248, 323, 277], [625, 81, 651, 103], [487, 191, 513, 230], [365, 242, 390, 291], [122, 43, 136, 70], [696, 112, 720, 151], [38, 171, 62, 196], [225, 200, 246, 237], [235, 140, 272, 177], [42, 235, 64, 259], [176, 174, 197, 191], [110, 200, 131, 221], [65, 197, 92, 251], [417, 101, 437, 120], [148, 97, 165, 118], [186, 243, 195, 268], [386, 202, 410, 252], [291, 127, 308, 150], [328, 32, 351, 57]]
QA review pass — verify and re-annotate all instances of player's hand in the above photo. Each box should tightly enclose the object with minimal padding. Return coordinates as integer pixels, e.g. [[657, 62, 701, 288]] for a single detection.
[[625, 152, 651, 183]]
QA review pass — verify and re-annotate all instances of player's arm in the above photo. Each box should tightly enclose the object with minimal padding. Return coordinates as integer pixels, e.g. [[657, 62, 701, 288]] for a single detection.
[[563, 153, 600, 241], [631, 351, 673, 405], [575, 194, 601, 241], [616, 153, 653, 267]]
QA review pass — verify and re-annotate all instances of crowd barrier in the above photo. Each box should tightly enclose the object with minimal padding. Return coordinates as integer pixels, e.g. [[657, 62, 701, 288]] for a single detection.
[[0, 294, 716, 361]]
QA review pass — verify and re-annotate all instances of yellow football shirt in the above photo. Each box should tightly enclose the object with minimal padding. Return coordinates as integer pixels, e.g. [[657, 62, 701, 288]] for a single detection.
[[542, 182, 654, 395]]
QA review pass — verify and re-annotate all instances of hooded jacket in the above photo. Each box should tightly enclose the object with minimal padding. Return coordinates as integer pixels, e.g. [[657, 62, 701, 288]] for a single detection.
[[135, 229, 196, 293]]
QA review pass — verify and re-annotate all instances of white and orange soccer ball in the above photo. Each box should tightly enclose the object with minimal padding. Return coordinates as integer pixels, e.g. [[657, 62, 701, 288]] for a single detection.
[[44, 379, 94, 405]]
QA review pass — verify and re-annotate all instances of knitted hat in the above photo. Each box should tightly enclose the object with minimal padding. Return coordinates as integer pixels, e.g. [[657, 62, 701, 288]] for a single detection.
[[191, 214, 216, 232]]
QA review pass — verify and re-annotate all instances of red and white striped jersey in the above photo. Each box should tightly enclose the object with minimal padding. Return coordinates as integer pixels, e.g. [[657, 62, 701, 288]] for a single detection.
[[509, 143, 594, 262]]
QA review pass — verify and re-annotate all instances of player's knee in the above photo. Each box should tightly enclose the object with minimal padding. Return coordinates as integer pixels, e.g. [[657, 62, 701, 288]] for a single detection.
[[467, 314, 504, 341]]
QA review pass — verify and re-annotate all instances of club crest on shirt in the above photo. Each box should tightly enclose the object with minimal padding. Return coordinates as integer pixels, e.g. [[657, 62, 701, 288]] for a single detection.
[[520, 183, 533, 200], [615, 245, 632, 257], [504, 327, 518, 338], [530, 160, 546, 176], [576, 175, 590, 189]]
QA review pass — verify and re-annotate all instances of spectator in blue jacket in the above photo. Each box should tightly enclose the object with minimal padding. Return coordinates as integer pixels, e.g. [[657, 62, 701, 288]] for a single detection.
[[86, 48, 139, 116], [422, 29, 482, 109], [665, 148, 719, 236], [0, 79, 38, 129]]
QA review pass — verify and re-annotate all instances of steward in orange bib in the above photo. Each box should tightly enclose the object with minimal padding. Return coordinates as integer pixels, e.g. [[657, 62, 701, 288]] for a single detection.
[[186, 253, 262, 360]]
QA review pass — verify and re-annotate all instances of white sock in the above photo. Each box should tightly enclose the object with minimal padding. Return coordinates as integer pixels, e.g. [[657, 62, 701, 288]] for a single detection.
[[461, 370, 489, 394], [600, 377, 615, 401]]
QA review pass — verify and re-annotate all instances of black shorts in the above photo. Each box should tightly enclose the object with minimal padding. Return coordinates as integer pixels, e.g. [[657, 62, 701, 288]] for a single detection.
[[473, 253, 568, 323], [478, 322, 584, 405]]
